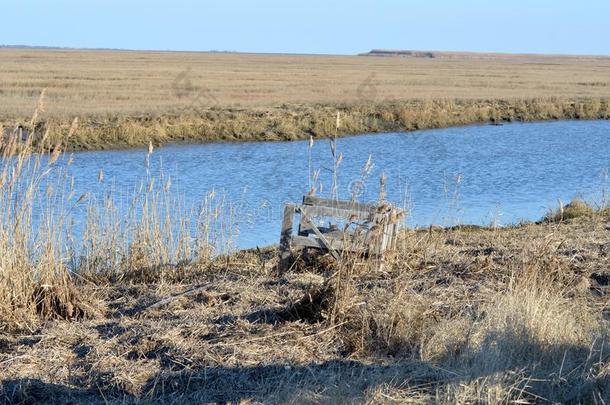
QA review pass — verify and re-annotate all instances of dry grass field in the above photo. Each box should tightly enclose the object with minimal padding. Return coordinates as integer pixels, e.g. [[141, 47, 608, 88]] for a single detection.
[[1, 48, 609, 149]]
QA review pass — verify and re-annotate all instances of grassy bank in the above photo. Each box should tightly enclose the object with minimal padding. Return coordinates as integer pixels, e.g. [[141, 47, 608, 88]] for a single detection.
[[22, 97, 610, 151], [2, 48, 609, 150]]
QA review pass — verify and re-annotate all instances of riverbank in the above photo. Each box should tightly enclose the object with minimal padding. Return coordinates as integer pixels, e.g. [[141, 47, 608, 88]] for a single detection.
[[1, 216, 609, 403], [4, 97, 609, 151], [2, 48, 609, 151]]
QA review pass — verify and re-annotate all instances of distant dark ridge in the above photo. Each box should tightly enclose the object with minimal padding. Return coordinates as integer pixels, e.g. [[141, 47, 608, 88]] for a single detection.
[[359, 49, 436, 58], [359, 49, 610, 61]]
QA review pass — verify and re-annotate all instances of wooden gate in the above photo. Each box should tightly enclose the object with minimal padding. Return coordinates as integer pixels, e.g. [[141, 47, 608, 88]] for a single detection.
[[278, 196, 402, 271]]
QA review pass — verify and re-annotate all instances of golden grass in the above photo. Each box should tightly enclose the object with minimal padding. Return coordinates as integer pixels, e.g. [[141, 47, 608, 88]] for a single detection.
[[544, 198, 610, 223], [1, 49, 609, 150]]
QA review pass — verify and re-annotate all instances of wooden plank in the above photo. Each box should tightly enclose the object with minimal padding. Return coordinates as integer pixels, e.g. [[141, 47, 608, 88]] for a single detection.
[[298, 205, 373, 222], [279, 199, 402, 267], [291, 235, 328, 249], [302, 196, 376, 213], [390, 223, 399, 250], [298, 210, 314, 236], [291, 235, 366, 253], [278, 204, 295, 272], [297, 207, 341, 261]]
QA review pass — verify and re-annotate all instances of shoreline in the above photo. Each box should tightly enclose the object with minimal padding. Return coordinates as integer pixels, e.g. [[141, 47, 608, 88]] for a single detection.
[[3, 97, 609, 152]]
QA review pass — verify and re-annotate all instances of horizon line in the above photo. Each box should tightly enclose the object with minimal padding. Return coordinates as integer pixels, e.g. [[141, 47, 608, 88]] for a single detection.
[[1, 44, 609, 59]]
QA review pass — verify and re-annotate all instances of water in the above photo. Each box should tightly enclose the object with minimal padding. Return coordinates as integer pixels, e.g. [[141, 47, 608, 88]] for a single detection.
[[55, 120, 610, 249]]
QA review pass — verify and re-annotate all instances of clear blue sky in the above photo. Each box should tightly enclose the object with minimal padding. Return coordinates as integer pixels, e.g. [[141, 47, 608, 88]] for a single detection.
[[2, 0, 609, 55]]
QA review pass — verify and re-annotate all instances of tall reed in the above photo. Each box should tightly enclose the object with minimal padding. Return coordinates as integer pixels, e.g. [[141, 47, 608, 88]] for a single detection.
[[0, 103, 81, 329], [0, 96, 240, 330]]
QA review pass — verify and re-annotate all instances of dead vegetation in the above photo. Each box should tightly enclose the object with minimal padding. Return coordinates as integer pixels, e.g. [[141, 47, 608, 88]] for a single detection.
[[1, 218, 610, 404], [544, 198, 610, 223], [1, 49, 609, 150]]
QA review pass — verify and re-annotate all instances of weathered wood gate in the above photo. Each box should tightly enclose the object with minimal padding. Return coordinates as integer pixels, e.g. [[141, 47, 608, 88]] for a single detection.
[[278, 196, 402, 271]]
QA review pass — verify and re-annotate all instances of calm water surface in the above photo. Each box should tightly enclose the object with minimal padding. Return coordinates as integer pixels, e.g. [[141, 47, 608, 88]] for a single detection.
[[60, 120, 610, 248]]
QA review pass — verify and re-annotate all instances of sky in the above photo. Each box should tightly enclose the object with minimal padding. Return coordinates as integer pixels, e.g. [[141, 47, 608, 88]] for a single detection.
[[2, 0, 609, 55]]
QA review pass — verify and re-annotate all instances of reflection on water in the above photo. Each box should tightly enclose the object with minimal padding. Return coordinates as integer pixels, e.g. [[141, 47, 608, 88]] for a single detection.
[[54, 120, 610, 248]]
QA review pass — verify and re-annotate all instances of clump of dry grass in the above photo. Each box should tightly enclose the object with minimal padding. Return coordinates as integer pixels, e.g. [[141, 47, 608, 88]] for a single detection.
[[544, 198, 610, 223], [437, 273, 606, 403], [326, 216, 610, 403]]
